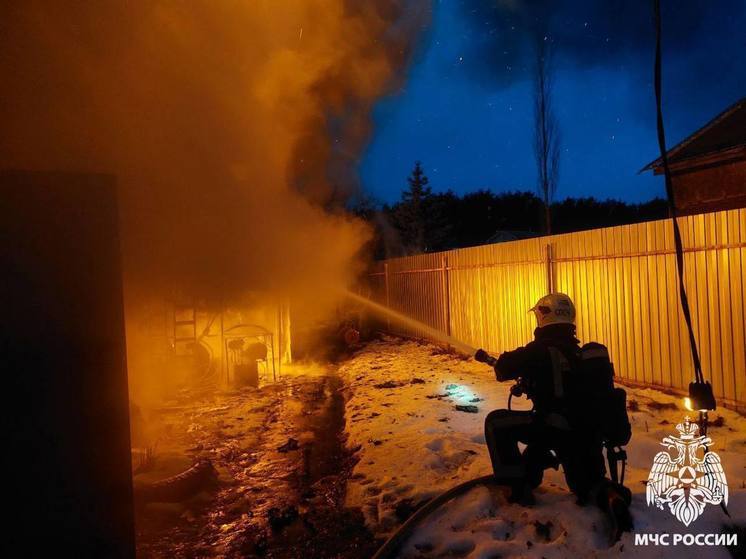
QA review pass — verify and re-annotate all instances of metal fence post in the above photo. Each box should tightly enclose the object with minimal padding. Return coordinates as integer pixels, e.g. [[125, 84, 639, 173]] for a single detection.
[[546, 243, 554, 293], [384, 262, 391, 331], [441, 254, 451, 336]]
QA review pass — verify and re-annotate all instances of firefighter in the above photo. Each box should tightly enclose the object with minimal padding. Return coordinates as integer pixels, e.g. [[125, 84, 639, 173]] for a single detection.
[[481, 293, 632, 536]]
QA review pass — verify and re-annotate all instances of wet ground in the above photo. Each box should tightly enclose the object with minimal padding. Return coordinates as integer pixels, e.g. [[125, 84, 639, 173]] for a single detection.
[[135, 372, 379, 558]]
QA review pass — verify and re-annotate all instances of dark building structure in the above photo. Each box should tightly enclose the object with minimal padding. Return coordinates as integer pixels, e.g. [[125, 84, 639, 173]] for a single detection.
[[484, 230, 540, 244], [0, 171, 135, 557], [642, 97, 746, 215]]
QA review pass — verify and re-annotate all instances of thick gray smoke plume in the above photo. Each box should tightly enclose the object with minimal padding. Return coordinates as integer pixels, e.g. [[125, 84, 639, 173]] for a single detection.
[[0, 1, 428, 301], [0, 1, 429, 399]]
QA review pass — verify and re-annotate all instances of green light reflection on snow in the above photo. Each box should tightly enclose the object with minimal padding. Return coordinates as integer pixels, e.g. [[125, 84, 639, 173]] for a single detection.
[[443, 383, 481, 405]]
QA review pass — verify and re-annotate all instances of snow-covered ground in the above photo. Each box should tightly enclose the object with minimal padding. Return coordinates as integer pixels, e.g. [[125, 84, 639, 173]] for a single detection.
[[339, 337, 746, 558]]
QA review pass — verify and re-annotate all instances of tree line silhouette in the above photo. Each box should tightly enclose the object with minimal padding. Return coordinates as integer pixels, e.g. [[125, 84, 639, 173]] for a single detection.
[[354, 161, 667, 259]]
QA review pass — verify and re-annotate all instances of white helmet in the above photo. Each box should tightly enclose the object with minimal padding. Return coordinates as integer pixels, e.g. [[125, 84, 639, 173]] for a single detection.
[[530, 293, 576, 328]]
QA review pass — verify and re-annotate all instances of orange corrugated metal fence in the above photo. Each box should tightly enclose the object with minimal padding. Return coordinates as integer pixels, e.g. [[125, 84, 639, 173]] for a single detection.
[[367, 208, 746, 410]]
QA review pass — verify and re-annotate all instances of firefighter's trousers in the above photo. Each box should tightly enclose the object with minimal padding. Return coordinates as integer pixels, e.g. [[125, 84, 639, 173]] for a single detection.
[[484, 409, 606, 499]]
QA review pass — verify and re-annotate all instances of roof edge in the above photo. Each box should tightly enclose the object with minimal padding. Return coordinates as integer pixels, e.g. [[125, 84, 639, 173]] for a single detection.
[[640, 96, 746, 174]]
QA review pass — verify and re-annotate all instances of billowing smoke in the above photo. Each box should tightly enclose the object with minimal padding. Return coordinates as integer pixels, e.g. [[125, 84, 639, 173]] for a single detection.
[[0, 1, 429, 398]]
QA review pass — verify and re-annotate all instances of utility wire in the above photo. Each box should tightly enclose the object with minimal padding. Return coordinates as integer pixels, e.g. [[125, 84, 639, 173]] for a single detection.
[[653, 0, 704, 385]]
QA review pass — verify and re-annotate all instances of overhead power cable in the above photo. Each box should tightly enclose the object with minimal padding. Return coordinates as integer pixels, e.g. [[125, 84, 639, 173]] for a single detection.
[[652, 0, 705, 386]]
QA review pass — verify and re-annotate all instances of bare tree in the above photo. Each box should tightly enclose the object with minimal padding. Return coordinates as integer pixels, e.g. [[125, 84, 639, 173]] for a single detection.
[[533, 35, 561, 235]]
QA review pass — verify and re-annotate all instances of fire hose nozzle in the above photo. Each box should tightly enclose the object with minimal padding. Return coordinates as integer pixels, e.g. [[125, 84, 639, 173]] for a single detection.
[[474, 348, 498, 368]]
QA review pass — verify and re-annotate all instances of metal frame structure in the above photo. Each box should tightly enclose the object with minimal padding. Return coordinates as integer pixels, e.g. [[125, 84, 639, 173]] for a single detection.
[[222, 323, 277, 384]]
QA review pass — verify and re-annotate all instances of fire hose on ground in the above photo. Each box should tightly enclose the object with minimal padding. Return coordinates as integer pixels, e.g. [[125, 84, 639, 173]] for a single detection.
[[134, 459, 218, 505], [371, 474, 498, 559]]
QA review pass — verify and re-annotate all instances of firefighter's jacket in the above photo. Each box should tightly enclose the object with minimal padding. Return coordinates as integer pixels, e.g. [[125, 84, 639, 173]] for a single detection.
[[494, 323, 580, 415]]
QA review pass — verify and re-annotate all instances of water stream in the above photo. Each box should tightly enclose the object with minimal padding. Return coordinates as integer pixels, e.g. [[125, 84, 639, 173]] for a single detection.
[[344, 290, 477, 356]]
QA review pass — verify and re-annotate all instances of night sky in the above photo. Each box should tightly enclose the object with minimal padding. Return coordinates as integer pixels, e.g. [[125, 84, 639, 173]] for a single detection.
[[360, 0, 746, 204]]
